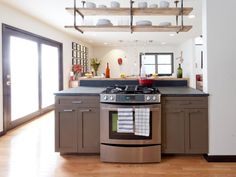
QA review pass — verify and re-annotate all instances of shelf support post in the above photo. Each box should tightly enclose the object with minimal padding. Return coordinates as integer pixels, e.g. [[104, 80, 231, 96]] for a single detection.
[[174, 0, 179, 26], [73, 0, 83, 33], [181, 0, 184, 30], [130, 0, 134, 33]]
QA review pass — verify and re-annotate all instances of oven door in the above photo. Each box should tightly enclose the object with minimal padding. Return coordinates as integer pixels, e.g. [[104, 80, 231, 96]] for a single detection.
[[100, 103, 161, 145]]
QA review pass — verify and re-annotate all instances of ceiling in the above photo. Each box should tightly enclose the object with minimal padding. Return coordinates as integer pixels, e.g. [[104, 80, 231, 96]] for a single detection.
[[1, 0, 202, 46]]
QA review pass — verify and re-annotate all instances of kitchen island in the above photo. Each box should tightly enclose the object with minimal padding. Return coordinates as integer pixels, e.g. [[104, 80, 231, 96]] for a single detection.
[[55, 79, 209, 155]]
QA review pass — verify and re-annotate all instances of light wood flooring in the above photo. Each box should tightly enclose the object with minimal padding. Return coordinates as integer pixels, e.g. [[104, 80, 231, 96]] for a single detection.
[[0, 111, 236, 177]]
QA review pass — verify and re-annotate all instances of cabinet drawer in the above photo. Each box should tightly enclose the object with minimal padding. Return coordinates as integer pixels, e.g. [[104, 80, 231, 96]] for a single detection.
[[55, 96, 99, 107], [162, 97, 208, 108]]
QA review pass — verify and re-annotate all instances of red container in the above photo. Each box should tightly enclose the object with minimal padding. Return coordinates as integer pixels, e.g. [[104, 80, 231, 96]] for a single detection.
[[138, 78, 154, 87]]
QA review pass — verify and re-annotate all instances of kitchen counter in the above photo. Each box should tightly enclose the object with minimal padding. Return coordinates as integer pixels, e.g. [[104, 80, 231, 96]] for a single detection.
[[158, 87, 209, 97], [54, 86, 105, 96], [55, 86, 208, 97]]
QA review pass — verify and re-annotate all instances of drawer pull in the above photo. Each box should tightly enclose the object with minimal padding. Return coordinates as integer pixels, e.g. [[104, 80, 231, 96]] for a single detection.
[[72, 101, 82, 104], [63, 109, 74, 112], [80, 109, 91, 112]]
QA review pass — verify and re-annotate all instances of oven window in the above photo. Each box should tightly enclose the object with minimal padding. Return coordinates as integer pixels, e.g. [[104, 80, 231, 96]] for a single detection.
[[109, 111, 152, 140]]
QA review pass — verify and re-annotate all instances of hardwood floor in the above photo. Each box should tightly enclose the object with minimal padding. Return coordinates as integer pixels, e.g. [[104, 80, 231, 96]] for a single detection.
[[0, 111, 236, 177]]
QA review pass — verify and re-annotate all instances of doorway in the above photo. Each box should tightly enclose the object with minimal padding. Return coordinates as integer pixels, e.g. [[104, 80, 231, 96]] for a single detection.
[[2, 24, 63, 130]]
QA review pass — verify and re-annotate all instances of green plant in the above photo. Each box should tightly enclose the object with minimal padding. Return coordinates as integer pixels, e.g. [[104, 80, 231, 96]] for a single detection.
[[90, 58, 101, 75]]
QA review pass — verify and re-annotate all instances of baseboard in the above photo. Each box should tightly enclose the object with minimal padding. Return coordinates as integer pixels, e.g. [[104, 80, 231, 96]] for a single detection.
[[0, 131, 6, 137], [204, 154, 236, 162]]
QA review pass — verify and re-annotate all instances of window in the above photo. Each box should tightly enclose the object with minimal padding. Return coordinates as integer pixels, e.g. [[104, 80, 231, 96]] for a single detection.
[[140, 53, 174, 76]]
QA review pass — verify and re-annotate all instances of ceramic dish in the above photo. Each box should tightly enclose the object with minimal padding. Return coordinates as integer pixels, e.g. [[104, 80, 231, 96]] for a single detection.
[[86, 2, 96, 8], [98, 4, 107, 8], [96, 19, 113, 26], [136, 20, 152, 26], [149, 4, 158, 8], [138, 2, 148, 8], [111, 1, 120, 8], [159, 1, 170, 8], [159, 22, 171, 26]]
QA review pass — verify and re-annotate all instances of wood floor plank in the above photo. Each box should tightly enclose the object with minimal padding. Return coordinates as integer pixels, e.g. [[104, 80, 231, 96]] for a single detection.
[[0, 111, 236, 177]]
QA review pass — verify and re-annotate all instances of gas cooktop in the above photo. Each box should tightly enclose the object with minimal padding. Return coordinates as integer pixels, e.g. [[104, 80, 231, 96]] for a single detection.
[[100, 85, 161, 103]]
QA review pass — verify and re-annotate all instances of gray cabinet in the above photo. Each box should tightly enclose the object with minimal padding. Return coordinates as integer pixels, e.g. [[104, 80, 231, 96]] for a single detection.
[[162, 97, 208, 154], [55, 96, 100, 154]]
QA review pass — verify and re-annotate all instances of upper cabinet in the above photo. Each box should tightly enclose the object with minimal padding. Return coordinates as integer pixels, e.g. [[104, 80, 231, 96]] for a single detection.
[[65, 1, 193, 33]]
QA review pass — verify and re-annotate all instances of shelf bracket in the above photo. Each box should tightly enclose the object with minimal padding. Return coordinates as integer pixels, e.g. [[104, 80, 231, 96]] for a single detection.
[[180, 0, 184, 31], [73, 0, 83, 33], [174, 0, 179, 26], [130, 0, 134, 33]]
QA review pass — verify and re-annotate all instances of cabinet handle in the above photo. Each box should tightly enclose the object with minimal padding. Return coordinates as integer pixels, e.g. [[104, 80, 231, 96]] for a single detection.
[[63, 109, 74, 112], [80, 109, 91, 112], [72, 101, 82, 104]]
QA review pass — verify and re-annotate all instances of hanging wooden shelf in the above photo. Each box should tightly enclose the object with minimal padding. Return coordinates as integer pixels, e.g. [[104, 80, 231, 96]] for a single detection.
[[65, 25, 192, 33], [65, 7, 193, 16], [66, 0, 193, 33]]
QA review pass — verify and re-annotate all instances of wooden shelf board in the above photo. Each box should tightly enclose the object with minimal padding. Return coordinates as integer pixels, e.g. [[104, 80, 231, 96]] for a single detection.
[[65, 25, 192, 32], [66, 7, 193, 16]]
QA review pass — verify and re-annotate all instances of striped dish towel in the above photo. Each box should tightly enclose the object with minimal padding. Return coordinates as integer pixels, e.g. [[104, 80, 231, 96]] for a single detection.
[[117, 108, 134, 133], [134, 108, 150, 136]]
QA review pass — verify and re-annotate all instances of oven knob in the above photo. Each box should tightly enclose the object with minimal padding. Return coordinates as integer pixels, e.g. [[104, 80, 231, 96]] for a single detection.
[[146, 96, 151, 101], [103, 95, 108, 100], [152, 96, 157, 101], [110, 96, 114, 101]]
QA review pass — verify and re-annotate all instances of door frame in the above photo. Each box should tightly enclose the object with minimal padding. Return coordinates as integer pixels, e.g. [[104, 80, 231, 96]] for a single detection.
[[2, 24, 63, 131]]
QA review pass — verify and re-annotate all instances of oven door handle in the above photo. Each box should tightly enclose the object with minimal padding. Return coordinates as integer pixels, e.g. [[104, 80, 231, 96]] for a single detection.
[[100, 107, 160, 112]]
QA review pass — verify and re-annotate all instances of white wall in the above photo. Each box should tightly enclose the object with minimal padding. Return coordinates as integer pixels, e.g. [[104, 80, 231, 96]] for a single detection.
[[92, 45, 178, 78], [177, 39, 195, 88], [203, 0, 236, 155], [0, 3, 92, 133]]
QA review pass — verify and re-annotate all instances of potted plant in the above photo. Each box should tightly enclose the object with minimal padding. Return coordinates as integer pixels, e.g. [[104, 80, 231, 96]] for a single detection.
[[90, 58, 101, 76]]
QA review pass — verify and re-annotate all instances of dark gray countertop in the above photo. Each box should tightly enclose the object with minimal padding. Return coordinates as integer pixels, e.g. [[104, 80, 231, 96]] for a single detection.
[[55, 86, 209, 97], [158, 87, 209, 97], [54, 87, 106, 96]]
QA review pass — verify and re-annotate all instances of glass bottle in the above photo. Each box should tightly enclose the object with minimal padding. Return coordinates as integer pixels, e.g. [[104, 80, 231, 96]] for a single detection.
[[105, 62, 110, 78], [177, 64, 183, 78]]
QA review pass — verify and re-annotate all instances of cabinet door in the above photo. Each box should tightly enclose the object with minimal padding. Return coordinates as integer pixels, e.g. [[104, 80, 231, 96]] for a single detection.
[[185, 109, 208, 154], [78, 108, 100, 153], [162, 108, 186, 153], [55, 107, 77, 153]]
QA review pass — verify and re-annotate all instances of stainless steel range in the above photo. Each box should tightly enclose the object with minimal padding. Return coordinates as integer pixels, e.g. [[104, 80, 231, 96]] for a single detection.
[[100, 85, 161, 163]]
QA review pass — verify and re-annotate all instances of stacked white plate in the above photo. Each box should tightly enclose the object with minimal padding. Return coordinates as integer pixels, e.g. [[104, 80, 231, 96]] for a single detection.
[[96, 19, 113, 26], [159, 22, 171, 26], [159, 1, 170, 8], [98, 5, 107, 8], [111, 1, 120, 8], [136, 20, 152, 26], [86, 2, 96, 8], [149, 4, 158, 8], [138, 2, 148, 8]]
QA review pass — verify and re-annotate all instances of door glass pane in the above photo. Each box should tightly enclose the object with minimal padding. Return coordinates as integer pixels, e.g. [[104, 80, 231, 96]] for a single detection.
[[142, 55, 155, 64], [10, 36, 39, 121], [158, 55, 172, 64], [158, 65, 172, 74], [41, 44, 59, 108]]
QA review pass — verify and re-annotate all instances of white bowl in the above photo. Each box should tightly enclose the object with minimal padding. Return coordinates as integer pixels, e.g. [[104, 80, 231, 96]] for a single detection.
[[98, 4, 107, 8], [96, 19, 113, 26], [138, 2, 148, 8], [86, 2, 96, 8], [159, 22, 171, 26], [159, 1, 170, 8], [136, 20, 152, 26], [111, 1, 120, 8], [149, 4, 158, 8]]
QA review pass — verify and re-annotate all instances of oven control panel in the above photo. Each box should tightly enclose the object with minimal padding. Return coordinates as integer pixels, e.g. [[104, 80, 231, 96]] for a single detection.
[[100, 94, 161, 103]]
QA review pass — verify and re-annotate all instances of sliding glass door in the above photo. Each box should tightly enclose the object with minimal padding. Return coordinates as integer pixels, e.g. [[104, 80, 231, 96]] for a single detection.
[[2, 24, 63, 130]]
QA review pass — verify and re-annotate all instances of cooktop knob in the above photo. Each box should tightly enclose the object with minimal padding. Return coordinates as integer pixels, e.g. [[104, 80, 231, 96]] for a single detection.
[[103, 95, 108, 100], [152, 96, 157, 101], [146, 96, 151, 101], [110, 96, 114, 101]]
